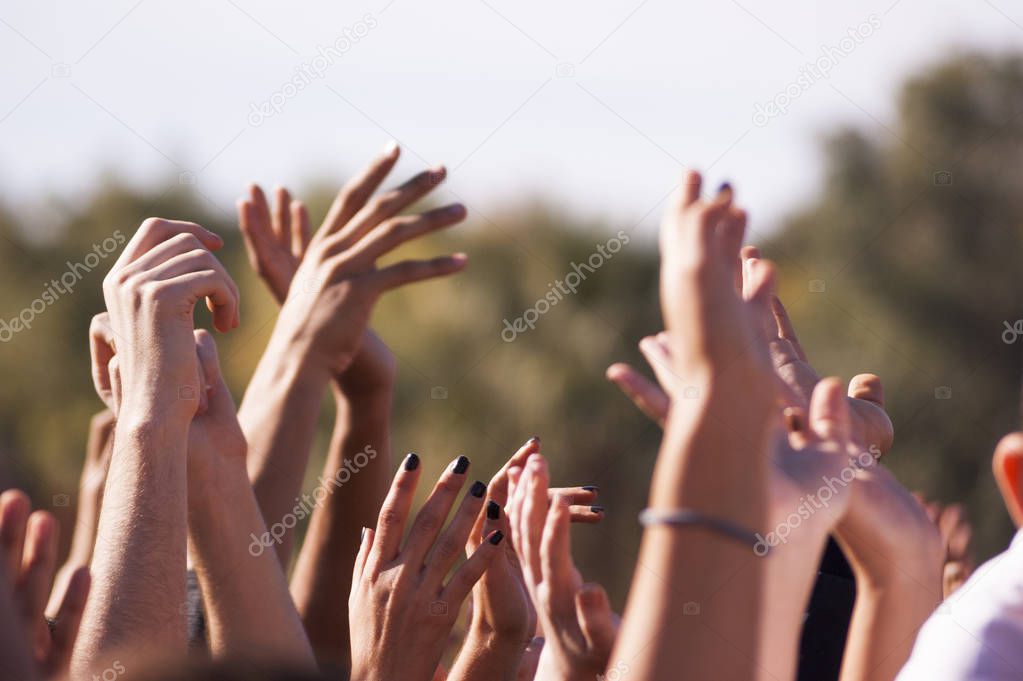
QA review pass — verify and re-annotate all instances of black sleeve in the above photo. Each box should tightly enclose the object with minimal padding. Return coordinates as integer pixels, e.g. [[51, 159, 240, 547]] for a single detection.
[[796, 537, 857, 681]]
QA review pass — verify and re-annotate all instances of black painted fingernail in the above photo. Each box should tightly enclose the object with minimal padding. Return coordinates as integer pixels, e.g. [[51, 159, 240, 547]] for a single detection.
[[487, 500, 501, 520], [453, 455, 470, 475], [590, 506, 605, 513], [470, 480, 486, 498], [489, 530, 504, 545], [404, 453, 420, 471], [582, 485, 599, 492], [529, 435, 540, 444], [717, 181, 732, 193]]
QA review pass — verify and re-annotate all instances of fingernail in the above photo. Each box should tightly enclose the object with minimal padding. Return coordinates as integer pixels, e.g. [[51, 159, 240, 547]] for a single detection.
[[360, 527, 368, 542], [590, 506, 605, 514], [447, 203, 466, 216], [470, 480, 486, 498], [487, 500, 501, 520], [717, 181, 732, 194], [384, 140, 399, 156], [528, 435, 540, 445], [404, 452, 420, 471], [489, 530, 504, 545], [582, 485, 599, 492], [452, 455, 470, 475]]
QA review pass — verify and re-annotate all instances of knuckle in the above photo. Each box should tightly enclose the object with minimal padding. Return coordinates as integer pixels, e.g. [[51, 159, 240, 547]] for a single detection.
[[434, 535, 460, 560], [415, 512, 442, 536], [139, 217, 168, 235], [377, 506, 402, 529], [372, 190, 402, 216]]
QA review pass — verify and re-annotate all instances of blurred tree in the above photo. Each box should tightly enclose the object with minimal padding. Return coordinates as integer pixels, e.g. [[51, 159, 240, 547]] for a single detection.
[[766, 51, 1023, 561]]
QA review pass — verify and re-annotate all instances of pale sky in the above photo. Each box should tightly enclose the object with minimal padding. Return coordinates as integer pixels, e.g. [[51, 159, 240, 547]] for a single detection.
[[2, 0, 1022, 239]]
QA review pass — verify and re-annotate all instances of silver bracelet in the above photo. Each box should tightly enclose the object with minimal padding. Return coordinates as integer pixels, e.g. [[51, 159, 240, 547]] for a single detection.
[[639, 508, 767, 555]]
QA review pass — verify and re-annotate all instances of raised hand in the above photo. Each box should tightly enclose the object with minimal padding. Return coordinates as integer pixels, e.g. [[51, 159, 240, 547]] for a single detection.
[[349, 454, 502, 681], [74, 219, 238, 675], [506, 454, 617, 681], [100, 218, 238, 420], [239, 144, 466, 568], [0, 490, 90, 680], [238, 143, 466, 378], [742, 246, 894, 455]]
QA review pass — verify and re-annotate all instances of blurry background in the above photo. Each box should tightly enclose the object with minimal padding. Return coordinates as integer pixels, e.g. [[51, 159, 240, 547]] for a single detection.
[[2, 0, 1023, 607]]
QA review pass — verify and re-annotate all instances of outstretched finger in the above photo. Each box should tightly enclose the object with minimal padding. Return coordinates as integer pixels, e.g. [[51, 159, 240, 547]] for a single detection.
[[47, 565, 90, 672], [442, 529, 504, 606], [320, 142, 401, 237], [770, 296, 808, 362], [372, 253, 468, 291], [368, 453, 422, 571], [0, 491, 30, 581], [291, 200, 311, 259], [605, 363, 669, 427], [807, 377, 851, 445], [272, 186, 293, 250], [18, 511, 58, 627], [575, 583, 616, 660]]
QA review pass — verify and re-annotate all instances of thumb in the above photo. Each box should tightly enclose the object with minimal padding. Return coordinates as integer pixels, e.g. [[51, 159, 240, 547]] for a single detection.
[[848, 373, 884, 407]]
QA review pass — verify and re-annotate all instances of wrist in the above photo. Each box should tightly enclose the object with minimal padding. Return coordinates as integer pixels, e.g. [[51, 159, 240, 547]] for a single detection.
[[254, 331, 333, 393], [332, 379, 393, 412]]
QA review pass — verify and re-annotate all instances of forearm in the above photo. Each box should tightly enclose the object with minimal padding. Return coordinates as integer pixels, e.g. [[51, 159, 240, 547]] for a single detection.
[[189, 456, 315, 667], [291, 385, 393, 666], [72, 418, 189, 675], [447, 630, 523, 681], [239, 333, 330, 566], [612, 399, 770, 681], [839, 570, 940, 681]]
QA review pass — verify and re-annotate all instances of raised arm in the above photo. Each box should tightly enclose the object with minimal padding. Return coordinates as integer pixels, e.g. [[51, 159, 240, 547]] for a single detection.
[[288, 335, 395, 668], [185, 330, 316, 666], [836, 467, 942, 681], [71, 218, 238, 674], [608, 172, 776, 680], [236, 143, 467, 568]]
